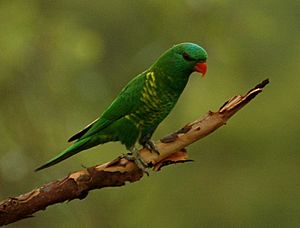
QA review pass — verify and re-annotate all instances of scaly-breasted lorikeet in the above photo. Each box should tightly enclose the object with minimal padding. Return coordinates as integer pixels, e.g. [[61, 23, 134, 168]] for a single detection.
[[36, 42, 208, 171]]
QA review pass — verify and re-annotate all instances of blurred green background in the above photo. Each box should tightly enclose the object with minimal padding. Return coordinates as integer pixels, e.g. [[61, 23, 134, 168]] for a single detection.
[[0, 0, 299, 227]]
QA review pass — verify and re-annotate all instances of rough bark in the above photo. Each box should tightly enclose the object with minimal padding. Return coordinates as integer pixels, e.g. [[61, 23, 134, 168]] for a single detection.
[[0, 79, 269, 226]]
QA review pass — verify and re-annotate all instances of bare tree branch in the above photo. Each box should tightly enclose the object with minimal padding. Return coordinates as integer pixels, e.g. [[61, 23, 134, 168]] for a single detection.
[[0, 79, 269, 226]]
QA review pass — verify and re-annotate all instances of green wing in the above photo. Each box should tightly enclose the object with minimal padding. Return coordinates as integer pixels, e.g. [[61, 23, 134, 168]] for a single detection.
[[68, 73, 145, 142], [67, 117, 106, 142]]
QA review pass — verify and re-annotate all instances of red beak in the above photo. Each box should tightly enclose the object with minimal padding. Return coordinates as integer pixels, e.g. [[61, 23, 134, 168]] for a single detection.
[[194, 61, 207, 77]]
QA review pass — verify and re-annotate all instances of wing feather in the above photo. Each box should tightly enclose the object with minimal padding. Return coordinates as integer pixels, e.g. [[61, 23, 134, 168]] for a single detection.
[[68, 118, 99, 142], [68, 73, 145, 142]]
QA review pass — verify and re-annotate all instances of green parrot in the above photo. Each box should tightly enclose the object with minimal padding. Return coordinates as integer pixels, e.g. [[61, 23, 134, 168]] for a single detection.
[[35, 42, 208, 171]]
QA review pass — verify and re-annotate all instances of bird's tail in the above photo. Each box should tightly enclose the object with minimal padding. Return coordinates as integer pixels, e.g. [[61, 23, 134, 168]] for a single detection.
[[35, 138, 90, 172]]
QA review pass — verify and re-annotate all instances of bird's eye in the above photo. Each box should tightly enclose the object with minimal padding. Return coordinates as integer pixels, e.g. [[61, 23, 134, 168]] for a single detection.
[[182, 52, 194, 61]]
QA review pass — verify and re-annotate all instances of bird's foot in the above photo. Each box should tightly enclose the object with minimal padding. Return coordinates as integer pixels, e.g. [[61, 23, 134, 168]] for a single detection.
[[123, 148, 149, 176], [144, 140, 160, 155]]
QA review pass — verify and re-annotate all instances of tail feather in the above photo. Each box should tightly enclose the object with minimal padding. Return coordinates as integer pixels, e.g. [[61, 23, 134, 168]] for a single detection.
[[35, 138, 90, 172]]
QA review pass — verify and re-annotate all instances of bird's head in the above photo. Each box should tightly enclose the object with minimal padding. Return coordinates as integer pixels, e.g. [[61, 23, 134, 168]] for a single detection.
[[153, 42, 208, 77]]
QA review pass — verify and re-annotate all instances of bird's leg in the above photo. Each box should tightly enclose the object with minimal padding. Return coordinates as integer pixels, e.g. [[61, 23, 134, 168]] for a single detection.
[[139, 134, 160, 155], [123, 147, 149, 175], [144, 140, 160, 155]]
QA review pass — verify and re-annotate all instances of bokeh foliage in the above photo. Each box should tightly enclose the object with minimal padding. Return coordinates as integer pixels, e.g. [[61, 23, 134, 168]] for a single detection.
[[0, 0, 299, 227]]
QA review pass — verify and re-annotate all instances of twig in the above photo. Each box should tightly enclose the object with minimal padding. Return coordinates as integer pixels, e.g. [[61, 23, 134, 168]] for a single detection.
[[0, 79, 269, 226]]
